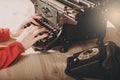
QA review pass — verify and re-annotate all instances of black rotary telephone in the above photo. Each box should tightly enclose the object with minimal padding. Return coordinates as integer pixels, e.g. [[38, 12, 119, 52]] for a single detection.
[[65, 40, 120, 80]]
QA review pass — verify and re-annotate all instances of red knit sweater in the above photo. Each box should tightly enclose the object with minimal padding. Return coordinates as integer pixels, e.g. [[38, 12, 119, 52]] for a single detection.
[[0, 28, 25, 69]]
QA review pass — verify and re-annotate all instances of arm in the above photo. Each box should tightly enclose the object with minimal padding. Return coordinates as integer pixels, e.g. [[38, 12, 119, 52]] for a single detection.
[[0, 41, 25, 69], [0, 14, 48, 69], [0, 28, 11, 42], [0, 26, 48, 69]]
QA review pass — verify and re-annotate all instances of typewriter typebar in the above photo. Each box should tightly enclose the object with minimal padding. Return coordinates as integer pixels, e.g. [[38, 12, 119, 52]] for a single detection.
[[31, 0, 106, 52]]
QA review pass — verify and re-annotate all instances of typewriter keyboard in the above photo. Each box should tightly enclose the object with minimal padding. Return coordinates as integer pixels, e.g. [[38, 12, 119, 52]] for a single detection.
[[32, 18, 61, 51], [25, 18, 61, 51]]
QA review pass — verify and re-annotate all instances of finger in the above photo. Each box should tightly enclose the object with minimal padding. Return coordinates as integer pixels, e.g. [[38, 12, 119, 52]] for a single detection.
[[32, 15, 42, 20], [35, 13, 39, 16], [32, 28, 47, 37], [25, 25, 35, 31], [34, 34, 48, 42], [28, 26, 40, 34], [24, 26, 31, 32], [31, 18, 40, 26], [20, 19, 32, 29], [30, 13, 42, 18]]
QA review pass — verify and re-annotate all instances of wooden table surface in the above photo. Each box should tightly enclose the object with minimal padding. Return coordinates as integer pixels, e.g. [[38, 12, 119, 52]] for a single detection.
[[0, 27, 120, 80]]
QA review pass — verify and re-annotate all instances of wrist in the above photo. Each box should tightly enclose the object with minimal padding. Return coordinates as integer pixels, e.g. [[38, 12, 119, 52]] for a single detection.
[[10, 30, 17, 39]]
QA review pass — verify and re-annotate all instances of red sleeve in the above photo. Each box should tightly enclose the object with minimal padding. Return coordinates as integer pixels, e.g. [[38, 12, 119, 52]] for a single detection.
[[0, 28, 11, 42], [0, 41, 25, 69]]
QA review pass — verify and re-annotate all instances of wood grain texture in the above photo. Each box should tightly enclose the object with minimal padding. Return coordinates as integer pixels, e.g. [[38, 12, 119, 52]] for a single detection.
[[0, 27, 120, 80]]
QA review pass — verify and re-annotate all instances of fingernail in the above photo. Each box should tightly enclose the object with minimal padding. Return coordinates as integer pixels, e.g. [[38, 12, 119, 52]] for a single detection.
[[39, 16, 42, 19], [45, 33, 49, 36]]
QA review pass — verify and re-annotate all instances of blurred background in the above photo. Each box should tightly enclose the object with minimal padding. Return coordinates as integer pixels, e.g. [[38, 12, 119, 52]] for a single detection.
[[105, 0, 120, 30], [0, 0, 35, 32]]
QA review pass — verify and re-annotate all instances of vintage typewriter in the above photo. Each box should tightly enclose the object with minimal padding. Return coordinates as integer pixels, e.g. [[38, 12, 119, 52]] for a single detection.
[[30, 0, 107, 52]]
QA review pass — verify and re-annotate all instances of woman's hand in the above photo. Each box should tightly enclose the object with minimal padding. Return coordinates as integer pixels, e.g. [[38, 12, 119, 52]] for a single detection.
[[11, 13, 42, 38], [16, 26, 48, 50]]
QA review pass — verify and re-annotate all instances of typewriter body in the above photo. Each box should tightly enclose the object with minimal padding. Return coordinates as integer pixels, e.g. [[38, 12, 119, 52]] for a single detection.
[[31, 0, 107, 52]]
